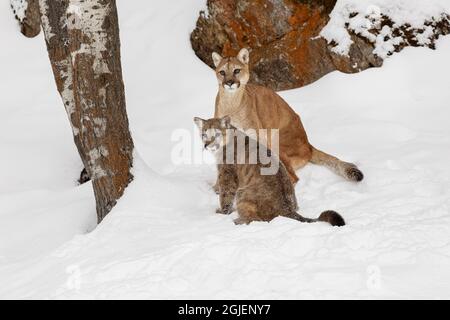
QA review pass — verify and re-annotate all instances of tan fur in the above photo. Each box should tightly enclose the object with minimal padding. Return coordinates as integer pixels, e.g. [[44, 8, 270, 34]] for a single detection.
[[194, 116, 345, 227], [212, 49, 363, 184]]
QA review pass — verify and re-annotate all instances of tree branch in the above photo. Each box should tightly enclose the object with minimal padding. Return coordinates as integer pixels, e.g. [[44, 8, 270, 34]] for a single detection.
[[11, 0, 41, 38]]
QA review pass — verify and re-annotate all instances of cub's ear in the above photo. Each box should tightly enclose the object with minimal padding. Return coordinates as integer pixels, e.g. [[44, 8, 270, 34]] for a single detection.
[[212, 52, 223, 68], [193, 117, 205, 128], [220, 115, 231, 128], [237, 48, 249, 64]]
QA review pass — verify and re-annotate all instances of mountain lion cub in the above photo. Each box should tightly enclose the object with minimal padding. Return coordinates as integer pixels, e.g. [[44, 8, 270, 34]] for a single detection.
[[194, 116, 345, 226], [212, 48, 363, 184]]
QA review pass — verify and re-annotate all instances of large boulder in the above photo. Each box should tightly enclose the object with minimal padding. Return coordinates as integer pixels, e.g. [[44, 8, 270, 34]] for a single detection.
[[190, 0, 449, 91], [191, 0, 381, 91]]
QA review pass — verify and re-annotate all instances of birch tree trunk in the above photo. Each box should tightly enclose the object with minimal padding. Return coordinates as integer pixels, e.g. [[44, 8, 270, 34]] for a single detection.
[[39, 0, 134, 223], [11, 0, 41, 37]]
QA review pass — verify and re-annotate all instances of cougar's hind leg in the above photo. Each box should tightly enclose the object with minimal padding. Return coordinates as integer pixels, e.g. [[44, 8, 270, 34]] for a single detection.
[[234, 200, 261, 225], [216, 186, 237, 215]]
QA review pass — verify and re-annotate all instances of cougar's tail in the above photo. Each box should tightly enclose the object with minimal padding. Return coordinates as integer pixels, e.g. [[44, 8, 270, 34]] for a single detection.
[[310, 146, 364, 182], [287, 210, 345, 227]]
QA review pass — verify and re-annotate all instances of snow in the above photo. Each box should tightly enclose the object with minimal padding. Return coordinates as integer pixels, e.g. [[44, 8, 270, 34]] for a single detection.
[[1, 0, 450, 299], [321, 0, 450, 57]]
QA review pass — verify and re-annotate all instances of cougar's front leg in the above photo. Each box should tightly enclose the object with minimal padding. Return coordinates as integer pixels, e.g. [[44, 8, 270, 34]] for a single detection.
[[216, 189, 236, 215], [216, 165, 238, 215], [213, 180, 220, 194], [212, 164, 220, 194]]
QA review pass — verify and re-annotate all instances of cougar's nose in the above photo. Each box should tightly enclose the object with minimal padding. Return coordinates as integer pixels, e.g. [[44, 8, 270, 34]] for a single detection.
[[225, 80, 234, 86]]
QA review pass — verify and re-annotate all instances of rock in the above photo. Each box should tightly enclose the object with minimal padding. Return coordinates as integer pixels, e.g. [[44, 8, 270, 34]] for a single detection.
[[190, 0, 449, 91], [191, 0, 381, 91]]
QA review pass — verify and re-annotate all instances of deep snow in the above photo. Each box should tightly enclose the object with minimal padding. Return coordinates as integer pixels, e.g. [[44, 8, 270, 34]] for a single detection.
[[1, 0, 450, 299]]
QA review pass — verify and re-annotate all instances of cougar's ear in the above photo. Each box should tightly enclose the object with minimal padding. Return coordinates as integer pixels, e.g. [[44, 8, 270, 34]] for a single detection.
[[220, 116, 231, 128], [237, 48, 249, 65], [212, 52, 223, 68], [193, 117, 205, 129]]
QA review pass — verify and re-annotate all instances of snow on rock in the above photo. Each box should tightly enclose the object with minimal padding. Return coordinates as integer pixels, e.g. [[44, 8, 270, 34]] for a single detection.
[[321, 0, 450, 58], [1, 0, 450, 299]]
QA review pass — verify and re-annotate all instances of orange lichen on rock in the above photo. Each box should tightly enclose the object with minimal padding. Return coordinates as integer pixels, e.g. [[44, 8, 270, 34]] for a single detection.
[[190, 0, 381, 91]]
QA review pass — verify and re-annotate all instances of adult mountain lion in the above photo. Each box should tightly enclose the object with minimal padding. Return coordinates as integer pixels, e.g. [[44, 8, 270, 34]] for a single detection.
[[212, 48, 363, 184]]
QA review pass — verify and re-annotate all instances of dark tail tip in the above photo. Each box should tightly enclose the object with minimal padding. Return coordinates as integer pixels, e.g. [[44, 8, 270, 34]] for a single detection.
[[319, 210, 345, 227], [346, 166, 364, 182]]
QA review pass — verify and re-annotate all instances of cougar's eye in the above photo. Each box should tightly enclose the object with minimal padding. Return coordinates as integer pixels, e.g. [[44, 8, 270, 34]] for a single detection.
[[219, 70, 225, 76], [234, 69, 241, 75]]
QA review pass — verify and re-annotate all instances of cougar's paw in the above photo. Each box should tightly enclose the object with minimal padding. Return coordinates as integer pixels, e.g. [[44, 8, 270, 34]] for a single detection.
[[233, 217, 250, 225], [216, 207, 233, 215], [346, 166, 364, 182]]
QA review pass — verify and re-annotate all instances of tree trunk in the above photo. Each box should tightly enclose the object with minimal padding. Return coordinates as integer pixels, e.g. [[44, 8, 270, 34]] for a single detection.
[[11, 0, 41, 37], [39, 0, 134, 223]]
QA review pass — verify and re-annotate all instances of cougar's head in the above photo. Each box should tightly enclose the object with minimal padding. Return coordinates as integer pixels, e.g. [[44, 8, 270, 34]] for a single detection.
[[194, 116, 232, 152], [212, 48, 250, 93]]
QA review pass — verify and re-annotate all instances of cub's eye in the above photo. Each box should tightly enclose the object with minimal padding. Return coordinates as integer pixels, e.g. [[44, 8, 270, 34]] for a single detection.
[[234, 69, 241, 75], [202, 133, 207, 138], [219, 70, 226, 76]]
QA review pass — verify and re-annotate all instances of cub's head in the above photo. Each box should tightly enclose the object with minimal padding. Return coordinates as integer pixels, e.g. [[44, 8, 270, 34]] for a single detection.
[[212, 48, 250, 93], [194, 116, 232, 152]]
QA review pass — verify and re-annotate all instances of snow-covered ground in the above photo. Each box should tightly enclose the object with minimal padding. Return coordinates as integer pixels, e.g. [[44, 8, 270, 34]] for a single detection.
[[1, 0, 450, 299]]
